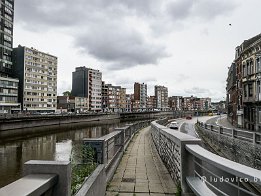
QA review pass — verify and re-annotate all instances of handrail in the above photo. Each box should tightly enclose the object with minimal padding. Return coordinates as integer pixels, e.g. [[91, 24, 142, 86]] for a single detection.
[[198, 121, 260, 144], [186, 144, 261, 185], [151, 119, 261, 195], [0, 174, 58, 196]]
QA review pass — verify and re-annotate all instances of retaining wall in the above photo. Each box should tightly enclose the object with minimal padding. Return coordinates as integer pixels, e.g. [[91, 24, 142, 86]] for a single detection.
[[196, 124, 261, 170]]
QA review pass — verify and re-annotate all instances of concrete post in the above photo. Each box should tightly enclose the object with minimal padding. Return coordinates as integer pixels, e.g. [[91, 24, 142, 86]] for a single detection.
[[23, 160, 71, 196], [232, 129, 235, 138], [253, 133, 256, 144], [83, 139, 105, 164], [219, 126, 223, 134]]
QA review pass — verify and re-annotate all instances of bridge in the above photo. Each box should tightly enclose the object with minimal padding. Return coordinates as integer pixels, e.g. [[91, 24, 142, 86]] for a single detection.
[[1, 117, 261, 196]]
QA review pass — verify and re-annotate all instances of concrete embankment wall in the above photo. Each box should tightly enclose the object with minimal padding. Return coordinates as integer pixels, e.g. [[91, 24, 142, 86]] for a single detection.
[[0, 111, 181, 142], [196, 125, 261, 170], [0, 114, 119, 142]]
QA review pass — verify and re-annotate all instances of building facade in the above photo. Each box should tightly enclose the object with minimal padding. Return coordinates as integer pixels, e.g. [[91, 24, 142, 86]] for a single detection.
[[125, 94, 132, 112], [226, 63, 237, 125], [168, 96, 182, 110], [57, 96, 88, 113], [72, 67, 102, 111], [13, 46, 57, 113], [134, 82, 147, 110], [155, 85, 168, 110], [147, 96, 156, 110], [0, 0, 20, 113], [227, 33, 261, 131], [102, 83, 126, 112]]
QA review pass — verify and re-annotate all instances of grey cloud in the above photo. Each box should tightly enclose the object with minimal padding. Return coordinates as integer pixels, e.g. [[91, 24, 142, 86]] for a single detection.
[[76, 30, 168, 70], [167, 0, 195, 21], [167, 0, 237, 22], [15, 0, 168, 70], [184, 87, 211, 96], [192, 0, 236, 20]]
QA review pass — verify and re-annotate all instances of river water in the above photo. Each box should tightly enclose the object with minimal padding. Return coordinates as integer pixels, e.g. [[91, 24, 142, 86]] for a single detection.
[[0, 120, 127, 188]]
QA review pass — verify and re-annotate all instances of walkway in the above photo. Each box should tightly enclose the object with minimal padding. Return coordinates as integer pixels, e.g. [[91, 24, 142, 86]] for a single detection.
[[106, 127, 176, 196]]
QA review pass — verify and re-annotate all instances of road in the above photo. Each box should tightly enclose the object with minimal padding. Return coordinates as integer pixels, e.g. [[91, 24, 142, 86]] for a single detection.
[[171, 116, 218, 138]]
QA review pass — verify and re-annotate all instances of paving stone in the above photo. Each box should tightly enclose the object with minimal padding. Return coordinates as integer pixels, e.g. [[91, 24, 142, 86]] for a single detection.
[[105, 191, 119, 196], [106, 127, 176, 195], [134, 182, 149, 193], [120, 182, 135, 192], [149, 183, 164, 193]]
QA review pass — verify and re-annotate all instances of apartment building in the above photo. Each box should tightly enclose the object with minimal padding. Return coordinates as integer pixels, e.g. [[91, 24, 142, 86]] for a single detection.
[[125, 94, 132, 112], [119, 88, 126, 112], [13, 46, 57, 113], [155, 85, 168, 110], [72, 67, 102, 111], [227, 33, 261, 131], [57, 96, 88, 113], [102, 83, 126, 112], [147, 96, 156, 110], [168, 96, 182, 110], [134, 82, 147, 109], [0, 0, 20, 113]]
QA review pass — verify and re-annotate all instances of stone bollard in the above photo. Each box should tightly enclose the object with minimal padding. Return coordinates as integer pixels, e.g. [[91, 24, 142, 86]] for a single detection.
[[23, 160, 71, 196]]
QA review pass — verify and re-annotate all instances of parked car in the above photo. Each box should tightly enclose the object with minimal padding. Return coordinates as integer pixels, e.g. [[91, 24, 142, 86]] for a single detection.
[[186, 115, 192, 120], [169, 121, 179, 130]]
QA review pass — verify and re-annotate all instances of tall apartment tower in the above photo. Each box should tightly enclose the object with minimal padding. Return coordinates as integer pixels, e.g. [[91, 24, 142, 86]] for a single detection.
[[134, 82, 147, 109], [13, 46, 58, 112], [72, 67, 102, 111], [155, 85, 168, 110], [0, 0, 20, 113]]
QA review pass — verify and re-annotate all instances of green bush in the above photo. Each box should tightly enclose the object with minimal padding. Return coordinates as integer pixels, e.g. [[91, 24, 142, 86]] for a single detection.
[[70, 144, 97, 195]]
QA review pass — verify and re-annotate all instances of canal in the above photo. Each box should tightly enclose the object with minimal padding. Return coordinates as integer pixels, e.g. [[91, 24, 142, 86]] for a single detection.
[[0, 119, 129, 188]]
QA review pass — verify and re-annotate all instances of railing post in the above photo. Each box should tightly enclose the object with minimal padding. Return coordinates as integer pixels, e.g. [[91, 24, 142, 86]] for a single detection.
[[232, 129, 235, 138], [83, 139, 105, 164], [253, 133, 256, 144], [23, 160, 71, 196], [219, 126, 223, 134]]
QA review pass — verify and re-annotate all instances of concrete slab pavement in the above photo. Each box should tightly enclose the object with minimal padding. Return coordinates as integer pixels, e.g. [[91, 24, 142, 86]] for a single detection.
[[106, 126, 176, 196]]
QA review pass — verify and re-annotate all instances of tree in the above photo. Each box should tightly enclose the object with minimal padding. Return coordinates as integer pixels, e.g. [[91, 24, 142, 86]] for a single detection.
[[63, 90, 72, 96]]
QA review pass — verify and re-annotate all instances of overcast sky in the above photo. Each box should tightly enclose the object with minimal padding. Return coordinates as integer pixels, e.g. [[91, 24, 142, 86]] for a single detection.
[[13, 0, 261, 102]]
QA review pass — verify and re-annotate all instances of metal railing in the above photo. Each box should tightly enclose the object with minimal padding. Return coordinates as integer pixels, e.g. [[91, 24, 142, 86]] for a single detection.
[[151, 119, 261, 195], [199, 122, 261, 144]]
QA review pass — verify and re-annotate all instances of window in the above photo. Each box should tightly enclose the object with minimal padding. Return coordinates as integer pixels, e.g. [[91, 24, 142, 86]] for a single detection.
[[257, 57, 261, 73], [243, 64, 247, 76], [244, 85, 247, 97], [249, 84, 253, 97]]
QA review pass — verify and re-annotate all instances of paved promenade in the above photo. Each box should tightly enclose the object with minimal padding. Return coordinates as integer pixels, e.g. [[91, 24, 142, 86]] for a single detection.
[[106, 127, 176, 196]]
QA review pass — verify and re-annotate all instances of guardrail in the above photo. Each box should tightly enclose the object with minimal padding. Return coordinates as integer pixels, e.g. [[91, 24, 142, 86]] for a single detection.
[[151, 119, 261, 195], [198, 122, 261, 144]]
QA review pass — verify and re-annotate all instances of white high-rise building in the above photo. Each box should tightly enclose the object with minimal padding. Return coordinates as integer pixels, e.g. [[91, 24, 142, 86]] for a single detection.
[[13, 46, 58, 113]]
